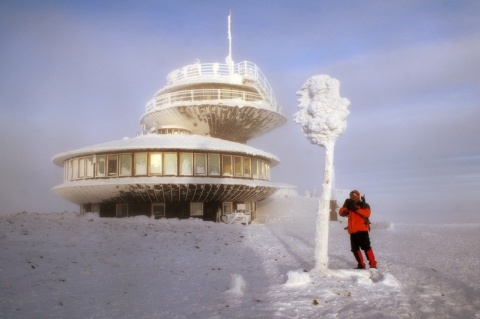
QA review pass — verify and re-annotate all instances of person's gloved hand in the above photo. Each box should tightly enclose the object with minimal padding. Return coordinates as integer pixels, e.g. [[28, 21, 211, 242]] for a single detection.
[[345, 199, 357, 211]]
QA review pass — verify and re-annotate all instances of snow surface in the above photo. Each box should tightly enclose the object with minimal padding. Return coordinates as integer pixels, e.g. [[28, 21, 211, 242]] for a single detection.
[[1, 197, 480, 318]]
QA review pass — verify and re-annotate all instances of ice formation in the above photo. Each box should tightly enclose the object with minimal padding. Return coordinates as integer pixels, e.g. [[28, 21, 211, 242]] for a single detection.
[[294, 75, 350, 146], [294, 75, 350, 270], [226, 273, 247, 295], [284, 270, 312, 287]]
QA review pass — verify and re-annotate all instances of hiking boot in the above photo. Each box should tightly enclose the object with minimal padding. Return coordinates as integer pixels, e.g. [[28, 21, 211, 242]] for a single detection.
[[352, 251, 366, 269], [366, 249, 377, 268]]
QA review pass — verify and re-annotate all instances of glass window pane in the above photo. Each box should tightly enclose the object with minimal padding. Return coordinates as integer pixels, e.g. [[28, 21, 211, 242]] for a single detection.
[[78, 158, 85, 178], [243, 157, 251, 177], [222, 155, 232, 176], [164, 152, 177, 175], [67, 160, 73, 180], [234, 156, 243, 177], [86, 156, 94, 178], [190, 202, 203, 216], [134, 152, 147, 176], [73, 159, 78, 179], [152, 203, 165, 219], [96, 155, 106, 177], [208, 154, 220, 176], [194, 153, 207, 176], [149, 152, 162, 175], [64, 162, 68, 181], [116, 204, 128, 218], [179, 153, 193, 176], [252, 158, 258, 179], [223, 202, 233, 214], [107, 155, 118, 176], [259, 160, 265, 180], [119, 153, 132, 176]]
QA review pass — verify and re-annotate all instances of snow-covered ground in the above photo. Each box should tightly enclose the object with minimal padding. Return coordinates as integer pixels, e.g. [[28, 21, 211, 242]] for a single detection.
[[1, 197, 479, 318]]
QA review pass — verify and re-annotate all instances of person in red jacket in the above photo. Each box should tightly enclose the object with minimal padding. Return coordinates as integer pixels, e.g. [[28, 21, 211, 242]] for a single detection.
[[339, 190, 377, 269]]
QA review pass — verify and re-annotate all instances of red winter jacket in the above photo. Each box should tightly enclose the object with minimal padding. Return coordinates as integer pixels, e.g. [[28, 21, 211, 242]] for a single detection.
[[339, 202, 371, 234]]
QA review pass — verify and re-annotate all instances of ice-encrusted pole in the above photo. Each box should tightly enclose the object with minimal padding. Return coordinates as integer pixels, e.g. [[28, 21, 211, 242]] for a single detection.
[[294, 75, 350, 270]]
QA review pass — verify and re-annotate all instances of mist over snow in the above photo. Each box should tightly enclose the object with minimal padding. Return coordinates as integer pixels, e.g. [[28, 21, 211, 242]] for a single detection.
[[1, 197, 479, 318]]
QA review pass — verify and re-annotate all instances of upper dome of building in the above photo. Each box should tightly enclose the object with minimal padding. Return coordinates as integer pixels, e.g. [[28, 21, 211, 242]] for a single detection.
[[139, 61, 287, 143]]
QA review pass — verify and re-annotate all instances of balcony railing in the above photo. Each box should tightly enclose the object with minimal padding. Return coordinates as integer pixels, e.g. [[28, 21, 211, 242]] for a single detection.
[[165, 61, 278, 111], [146, 88, 275, 113]]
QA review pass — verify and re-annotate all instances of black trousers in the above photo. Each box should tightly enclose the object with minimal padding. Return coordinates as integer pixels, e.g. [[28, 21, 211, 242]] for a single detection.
[[350, 231, 372, 252]]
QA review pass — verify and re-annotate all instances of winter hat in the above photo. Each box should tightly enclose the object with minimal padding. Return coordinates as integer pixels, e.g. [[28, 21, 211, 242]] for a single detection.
[[350, 190, 360, 196]]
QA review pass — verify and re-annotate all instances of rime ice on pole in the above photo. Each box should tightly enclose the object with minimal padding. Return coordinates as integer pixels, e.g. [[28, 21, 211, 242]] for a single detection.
[[294, 75, 350, 146], [294, 75, 350, 270]]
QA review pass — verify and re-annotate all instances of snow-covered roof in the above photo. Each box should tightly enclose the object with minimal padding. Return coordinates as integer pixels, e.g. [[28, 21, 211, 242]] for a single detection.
[[52, 134, 280, 166]]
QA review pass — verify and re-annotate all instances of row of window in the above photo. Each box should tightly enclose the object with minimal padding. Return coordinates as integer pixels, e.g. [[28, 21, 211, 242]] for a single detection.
[[81, 201, 252, 219], [64, 151, 271, 182]]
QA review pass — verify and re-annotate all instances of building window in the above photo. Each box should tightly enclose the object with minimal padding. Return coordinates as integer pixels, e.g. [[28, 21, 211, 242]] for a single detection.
[[107, 155, 118, 176], [208, 154, 220, 176], [72, 158, 79, 179], [78, 158, 85, 178], [164, 152, 177, 175], [222, 155, 232, 176], [234, 156, 243, 177], [243, 157, 251, 177], [194, 153, 207, 176], [223, 202, 233, 214], [179, 153, 193, 176], [86, 156, 94, 178], [152, 203, 165, 219], [63, 152, 270, 181], [92, 204, 100, 214], [67, 160, 73, 180], [259, 160, 265, 180], [134, 152, 147, 176], [116, 204, 128, 218], [190, 202, 203, 217], [96, 155, 106, 177], [252, 158, 258, 179], [149, 152, 162, 175], [119, 153, 132, 176]]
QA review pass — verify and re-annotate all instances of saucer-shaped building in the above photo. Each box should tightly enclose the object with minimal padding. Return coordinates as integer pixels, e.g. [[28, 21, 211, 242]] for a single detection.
[[52, 60, 287, 220]]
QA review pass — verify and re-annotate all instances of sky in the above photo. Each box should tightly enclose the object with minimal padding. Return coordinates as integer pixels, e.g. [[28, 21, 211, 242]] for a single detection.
[[0, 0, 479, 223]]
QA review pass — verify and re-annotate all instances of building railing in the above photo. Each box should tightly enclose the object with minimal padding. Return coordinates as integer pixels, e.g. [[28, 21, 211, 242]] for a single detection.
[[165, 61, 278, 111], [146, 88, 273, 113]]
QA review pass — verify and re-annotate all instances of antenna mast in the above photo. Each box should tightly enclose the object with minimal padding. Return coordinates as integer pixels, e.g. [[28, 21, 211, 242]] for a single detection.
[[226, 12, 234, 65]]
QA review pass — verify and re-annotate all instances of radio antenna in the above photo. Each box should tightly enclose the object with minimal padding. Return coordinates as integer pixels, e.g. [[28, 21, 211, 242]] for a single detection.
[[226, 12, 234, 65]]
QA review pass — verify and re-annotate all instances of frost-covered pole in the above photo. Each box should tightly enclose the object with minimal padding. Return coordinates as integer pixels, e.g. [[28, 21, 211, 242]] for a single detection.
[[294, 75, 350, 270]]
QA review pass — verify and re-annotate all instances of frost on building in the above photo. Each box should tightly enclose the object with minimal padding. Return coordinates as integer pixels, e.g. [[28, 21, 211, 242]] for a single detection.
[[51, 17, 288, 220]]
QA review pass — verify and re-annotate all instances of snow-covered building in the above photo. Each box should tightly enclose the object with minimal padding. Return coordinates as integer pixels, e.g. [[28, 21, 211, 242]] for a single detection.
[[51, 19, 288, 220]]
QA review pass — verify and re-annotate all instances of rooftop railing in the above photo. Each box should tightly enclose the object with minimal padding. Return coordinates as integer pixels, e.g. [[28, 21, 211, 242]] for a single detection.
[[165, 61, 278, 111], [146, 88, 275, 113]]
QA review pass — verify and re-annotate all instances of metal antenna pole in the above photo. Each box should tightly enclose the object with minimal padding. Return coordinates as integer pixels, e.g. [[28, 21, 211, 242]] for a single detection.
[[226, 12, 233, 66]]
